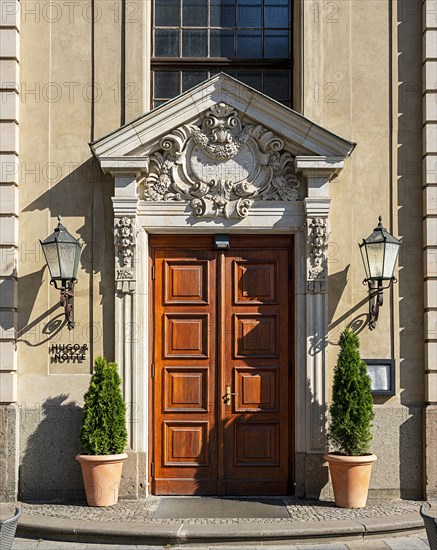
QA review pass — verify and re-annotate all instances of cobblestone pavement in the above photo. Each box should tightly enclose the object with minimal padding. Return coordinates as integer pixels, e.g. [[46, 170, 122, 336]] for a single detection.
[[15, 497, 426, 524], [11, 534, 431, 549]]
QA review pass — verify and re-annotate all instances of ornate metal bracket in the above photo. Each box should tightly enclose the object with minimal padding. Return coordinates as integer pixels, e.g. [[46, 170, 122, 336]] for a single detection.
[[52, 279, 76, 330], [365, 278, 396, 330]]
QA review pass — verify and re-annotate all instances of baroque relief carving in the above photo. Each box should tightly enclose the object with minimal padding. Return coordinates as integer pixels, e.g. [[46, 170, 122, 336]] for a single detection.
[[115, 216, 135, 292], [139, 103, 300, 219], [307, 217, 328, 293]]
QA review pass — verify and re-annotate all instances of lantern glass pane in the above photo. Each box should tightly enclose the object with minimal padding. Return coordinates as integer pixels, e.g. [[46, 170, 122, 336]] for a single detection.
[[42, 242, 61, 279], [58, 243, 77, 279], [366, 242, 384, 279], [382, 242, 400, 279], [360, 244, 370, 280]]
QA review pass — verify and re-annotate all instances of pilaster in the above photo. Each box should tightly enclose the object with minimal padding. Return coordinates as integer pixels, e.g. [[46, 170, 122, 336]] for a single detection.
[[112, 175, 139, 450], [423, 0, 437, 500], [296, 157, 342, 457], [0, 0, 20, 501]]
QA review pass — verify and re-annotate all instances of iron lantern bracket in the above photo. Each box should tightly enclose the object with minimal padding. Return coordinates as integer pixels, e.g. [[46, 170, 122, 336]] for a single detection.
[[363, 277, 397, 330], [51, 278, 77, 330]]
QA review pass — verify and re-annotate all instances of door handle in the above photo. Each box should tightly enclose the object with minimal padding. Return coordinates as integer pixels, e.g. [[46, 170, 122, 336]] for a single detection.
[[224, 385, 238, 406]]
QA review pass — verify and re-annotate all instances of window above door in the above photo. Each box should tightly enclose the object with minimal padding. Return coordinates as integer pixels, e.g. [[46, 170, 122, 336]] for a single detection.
[[152, 0, 293, 108]]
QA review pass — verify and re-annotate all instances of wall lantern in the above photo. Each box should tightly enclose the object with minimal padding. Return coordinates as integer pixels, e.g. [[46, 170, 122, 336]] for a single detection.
[[40, 216, 82, 330], [359, 216, 402, 330]]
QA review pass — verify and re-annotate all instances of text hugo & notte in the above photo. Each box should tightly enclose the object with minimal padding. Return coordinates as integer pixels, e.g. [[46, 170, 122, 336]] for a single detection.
[[49, 344, 88, 364]]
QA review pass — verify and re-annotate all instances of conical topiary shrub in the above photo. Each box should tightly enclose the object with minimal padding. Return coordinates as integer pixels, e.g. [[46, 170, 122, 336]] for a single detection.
[[324, 328, 376, 508], [80, 356, 128, 455], [76, 356, 128, 506], [328, 328, 374, 456]]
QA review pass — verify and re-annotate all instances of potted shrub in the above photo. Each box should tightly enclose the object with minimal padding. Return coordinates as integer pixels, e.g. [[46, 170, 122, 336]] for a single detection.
[[324, 328, 376, 508], [76, 356, 128, 506]]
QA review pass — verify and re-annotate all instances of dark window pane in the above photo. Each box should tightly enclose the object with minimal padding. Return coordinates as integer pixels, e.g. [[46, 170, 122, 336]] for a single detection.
[[264, 70, 289, 100], [182, 29, 208, 56], [183, 0, 207, 26], [237, 30, 262, 57], [264, 0, 289, 27], [210, 0, 235, 27], [264, 30, 289, 57], [154, 100, 169, 108], [237, 0, 262, 28], [154, 29, 180, 56], [182, 71, 208, 91], [210, 30, 234, 57], [155, 0, 180, 26], [210, 68, 236, 78], [237, 71, 262, 91], [154, 71, 180, 98]]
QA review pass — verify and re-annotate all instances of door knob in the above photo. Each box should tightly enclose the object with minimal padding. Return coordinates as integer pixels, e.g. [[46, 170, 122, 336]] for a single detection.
[[224, 385, 238, 405]]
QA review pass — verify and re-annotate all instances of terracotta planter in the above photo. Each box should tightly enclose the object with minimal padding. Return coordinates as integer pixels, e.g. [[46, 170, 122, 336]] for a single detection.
[[76, 453, 127, 507], [324, 453, 377, 508]]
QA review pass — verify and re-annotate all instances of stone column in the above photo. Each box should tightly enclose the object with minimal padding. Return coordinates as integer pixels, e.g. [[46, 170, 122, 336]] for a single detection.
[[112, 175, 147, 499], [295, 157, 343, 498], [422, 0, 437, 501], [0, 0, 20, 502]]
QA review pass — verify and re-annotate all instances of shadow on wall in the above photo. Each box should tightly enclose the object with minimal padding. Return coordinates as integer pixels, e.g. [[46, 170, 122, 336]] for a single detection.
[[18, 157, 115, 362], [399, 406, 423, 499], [327, 265, 369, 344], [396, 0, 424, 500], [19, 395, 85, 502], [396, 1, 424, 398]]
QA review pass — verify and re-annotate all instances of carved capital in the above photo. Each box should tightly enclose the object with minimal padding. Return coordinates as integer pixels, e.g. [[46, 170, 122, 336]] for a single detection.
[[115, 216, 136, 292], [138, 102, 300, 219], [306, 217, 328, 293]]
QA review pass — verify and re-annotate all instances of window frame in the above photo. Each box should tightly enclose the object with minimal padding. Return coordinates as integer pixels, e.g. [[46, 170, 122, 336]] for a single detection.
[[150, 0, 294, 108]]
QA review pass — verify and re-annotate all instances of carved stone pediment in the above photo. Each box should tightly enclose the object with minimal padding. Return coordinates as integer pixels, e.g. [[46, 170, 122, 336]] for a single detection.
[[137, 103, 300, 219]]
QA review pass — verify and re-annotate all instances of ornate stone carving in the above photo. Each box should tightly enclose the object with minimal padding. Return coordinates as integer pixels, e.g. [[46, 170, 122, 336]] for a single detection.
[[115, 216, 135, 292], [140, 103, 300, 219], [307, 217, 328, 293]]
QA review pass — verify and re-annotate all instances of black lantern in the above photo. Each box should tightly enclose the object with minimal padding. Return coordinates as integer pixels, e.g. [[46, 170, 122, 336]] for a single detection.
[[40, 216, 82, 330], [359, 216, 402, 330]]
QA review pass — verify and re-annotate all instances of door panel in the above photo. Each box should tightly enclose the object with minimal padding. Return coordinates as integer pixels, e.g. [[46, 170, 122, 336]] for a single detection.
[[153, 249, 217, 495], [151, 236, 292, 496], [222, 249, 289, 495]]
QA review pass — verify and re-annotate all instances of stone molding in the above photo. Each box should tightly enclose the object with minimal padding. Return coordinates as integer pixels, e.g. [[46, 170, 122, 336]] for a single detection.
[[139, 102, 300, 219], [306, 217, 328, 294], [114, 216, 136, 293]]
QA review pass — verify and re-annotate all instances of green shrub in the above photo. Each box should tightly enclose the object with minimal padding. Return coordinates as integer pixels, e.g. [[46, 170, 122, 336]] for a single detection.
[[80, 356, 128, 455], [328, 328, 374, 456]]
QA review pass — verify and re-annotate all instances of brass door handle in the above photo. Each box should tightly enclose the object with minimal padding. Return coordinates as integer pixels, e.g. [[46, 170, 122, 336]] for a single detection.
[[224, 385, 238, 405]]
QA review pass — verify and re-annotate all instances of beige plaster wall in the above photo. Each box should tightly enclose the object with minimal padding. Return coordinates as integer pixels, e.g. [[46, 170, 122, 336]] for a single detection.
[[300, 0, 424, 404], [17, 1, 144, 406], [13, 0, 425, 500]]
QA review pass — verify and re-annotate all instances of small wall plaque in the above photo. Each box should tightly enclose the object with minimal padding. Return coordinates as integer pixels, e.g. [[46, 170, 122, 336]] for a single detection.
[[364, 359, 395, 396], [49, 343, 88, 364]]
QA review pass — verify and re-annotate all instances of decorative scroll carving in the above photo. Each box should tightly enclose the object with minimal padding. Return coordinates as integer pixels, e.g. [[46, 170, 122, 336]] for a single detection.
[[115, 216, 135, 292], [140, 103, 300, 219], [307, 217, 328, 293]]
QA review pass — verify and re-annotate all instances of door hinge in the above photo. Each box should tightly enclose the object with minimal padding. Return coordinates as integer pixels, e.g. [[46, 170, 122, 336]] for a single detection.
[[151, 363, 155, 378], [151, 463, 155, 477], [151, 265, 155, 280]]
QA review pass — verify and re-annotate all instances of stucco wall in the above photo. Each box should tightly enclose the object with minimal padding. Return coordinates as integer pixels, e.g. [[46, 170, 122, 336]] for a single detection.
[[12, 0, 426, 500]]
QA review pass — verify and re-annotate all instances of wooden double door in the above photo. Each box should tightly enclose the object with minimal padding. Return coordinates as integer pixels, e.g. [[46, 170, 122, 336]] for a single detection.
[[151, 235, 293, 495]]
